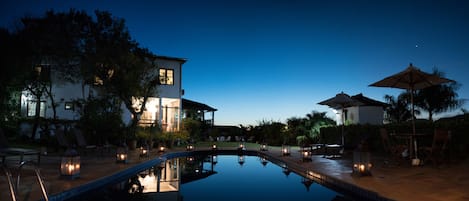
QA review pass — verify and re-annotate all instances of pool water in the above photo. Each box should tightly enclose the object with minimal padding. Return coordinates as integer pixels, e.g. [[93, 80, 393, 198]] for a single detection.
[[72, 155, 354, 201], [180, 155, 344, 201]]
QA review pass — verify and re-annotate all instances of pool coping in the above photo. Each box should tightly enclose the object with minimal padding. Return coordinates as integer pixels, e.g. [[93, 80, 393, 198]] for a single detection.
[[49, 149, 393, 201]]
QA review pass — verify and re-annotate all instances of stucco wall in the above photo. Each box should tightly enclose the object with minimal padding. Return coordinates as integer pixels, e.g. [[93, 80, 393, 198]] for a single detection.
[[358, 106, 384, 125], [155, 58, 183, 99]]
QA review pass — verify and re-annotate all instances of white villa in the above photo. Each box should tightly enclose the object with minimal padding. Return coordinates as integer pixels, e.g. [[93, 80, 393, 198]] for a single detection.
[[20, 55, 187, 133], [334, 93, 388, 125]]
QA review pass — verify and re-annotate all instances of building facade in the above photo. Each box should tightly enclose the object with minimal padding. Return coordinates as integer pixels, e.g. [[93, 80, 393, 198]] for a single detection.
[[20, 55, 186, 134], [334, 93, 388, 125]]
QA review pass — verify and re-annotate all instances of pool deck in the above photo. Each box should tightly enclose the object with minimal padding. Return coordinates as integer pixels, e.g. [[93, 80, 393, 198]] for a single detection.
[[1, 145, 468, 201]]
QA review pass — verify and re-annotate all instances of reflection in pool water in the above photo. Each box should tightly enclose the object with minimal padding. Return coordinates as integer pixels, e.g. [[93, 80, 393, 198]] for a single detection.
[[74, 155, 352, 201]]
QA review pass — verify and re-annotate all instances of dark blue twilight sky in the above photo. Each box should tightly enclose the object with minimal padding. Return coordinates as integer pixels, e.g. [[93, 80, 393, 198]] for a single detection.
[[1, 0, 468, 126]]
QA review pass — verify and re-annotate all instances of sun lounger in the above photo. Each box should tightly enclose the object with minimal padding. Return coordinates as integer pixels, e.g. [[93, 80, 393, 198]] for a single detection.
[[324, 144, 343, 158]]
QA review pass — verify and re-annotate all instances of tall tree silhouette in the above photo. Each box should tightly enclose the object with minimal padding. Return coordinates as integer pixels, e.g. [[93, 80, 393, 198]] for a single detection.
[[384, 93, 414, 123], [414, 68, 463, 121]]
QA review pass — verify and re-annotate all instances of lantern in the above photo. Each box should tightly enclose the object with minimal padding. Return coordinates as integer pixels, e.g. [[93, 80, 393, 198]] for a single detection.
[[260, 143, 268, 151], [281, 145, 291, 156], [60, 148, 80, 179], [301, 146, 312, 162], [158, 145, 166, 153], [352, 151, 372, 176], [212, 143, 217, 150], [116, 146, 128, 163], [140, 144, 149, 158], [238, 142, 245, 151], [186, 144, 194, 151]]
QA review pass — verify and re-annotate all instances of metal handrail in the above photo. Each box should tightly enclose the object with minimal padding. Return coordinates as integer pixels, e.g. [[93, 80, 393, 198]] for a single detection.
[[1, 165, 18, 201], [16, 160, 49, 201]]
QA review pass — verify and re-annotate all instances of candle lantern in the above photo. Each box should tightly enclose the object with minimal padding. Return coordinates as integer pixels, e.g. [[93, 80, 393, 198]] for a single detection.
[[260, 143, 268, 151], [60, 148, 80, 179], [158, 144, 166, 153], [186, 144, 194, 151], [352, 151, 372, 176], [301, 146, 312, 162], [281, 145, 291, 156], [116, 145, 128, 163], [238, 142, 246, 151], [140, 144, 149, 158], [212, 143, 217, 151]]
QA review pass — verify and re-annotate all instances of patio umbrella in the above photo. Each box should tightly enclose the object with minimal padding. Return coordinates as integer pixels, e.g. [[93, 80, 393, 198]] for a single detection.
[[369, 63, 454, 159], [318, 92, 362, 146]]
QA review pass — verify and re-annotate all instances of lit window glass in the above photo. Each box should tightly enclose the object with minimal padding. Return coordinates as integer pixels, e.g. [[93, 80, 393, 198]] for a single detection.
[[27, 100, 46, 117], [159, 68, 174, 85], [166, 69, 174, 85], [65, 102, 74, 110]]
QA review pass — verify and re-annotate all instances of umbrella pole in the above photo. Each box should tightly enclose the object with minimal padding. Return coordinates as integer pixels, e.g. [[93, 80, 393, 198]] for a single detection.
[[411, 89, 419, 163], [341, 109, 345, 147]]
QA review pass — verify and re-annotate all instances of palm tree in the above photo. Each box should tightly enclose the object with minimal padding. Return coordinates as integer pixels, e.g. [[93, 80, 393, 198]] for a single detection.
[[414, 69, 463, 121], [304, 111, 335, 142], [384, 93, 414, 123]]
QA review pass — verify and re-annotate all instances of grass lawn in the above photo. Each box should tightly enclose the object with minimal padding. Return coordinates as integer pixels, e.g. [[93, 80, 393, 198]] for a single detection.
[[175, 141, 301, 151]]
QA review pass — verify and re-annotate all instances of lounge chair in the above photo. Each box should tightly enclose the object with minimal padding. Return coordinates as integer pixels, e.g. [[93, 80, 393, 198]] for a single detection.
[[324, 144, 343, 158], [0, 128, 41, 164]]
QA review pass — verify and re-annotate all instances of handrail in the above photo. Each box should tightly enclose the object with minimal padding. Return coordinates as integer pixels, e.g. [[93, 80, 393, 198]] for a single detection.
[[16, 160, 49, 201], [1, 165, 18, 201]]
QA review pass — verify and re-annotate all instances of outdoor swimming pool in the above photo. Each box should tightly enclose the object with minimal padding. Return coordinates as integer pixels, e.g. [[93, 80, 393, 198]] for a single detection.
[[65, 152, 364, 201]]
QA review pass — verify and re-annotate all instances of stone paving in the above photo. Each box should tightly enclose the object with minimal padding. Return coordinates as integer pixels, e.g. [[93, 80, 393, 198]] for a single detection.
[[1, 145, 468, 201]]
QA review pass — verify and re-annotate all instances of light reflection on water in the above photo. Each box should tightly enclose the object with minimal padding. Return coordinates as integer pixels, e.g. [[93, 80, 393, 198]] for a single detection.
[[72, 155, 348, 201], [180, 155, 341, 201]]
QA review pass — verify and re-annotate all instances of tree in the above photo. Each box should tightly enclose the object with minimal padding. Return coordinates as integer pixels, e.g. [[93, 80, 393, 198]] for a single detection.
[[414, 68, 464, 121], [287, 111, 336, 146], [14, 9, 93, 139], [0, 28, 28, 127], [85, 11, 160, 139], [304, 111, 335, 141], [384, 93, 414, 123], [2, 9, 160, 141]]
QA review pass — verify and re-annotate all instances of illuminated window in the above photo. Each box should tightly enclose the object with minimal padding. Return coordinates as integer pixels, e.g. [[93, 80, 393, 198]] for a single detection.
[[159, 69, 174, 85], [65, 102, 74, 110], [27, 100, 46, 117]]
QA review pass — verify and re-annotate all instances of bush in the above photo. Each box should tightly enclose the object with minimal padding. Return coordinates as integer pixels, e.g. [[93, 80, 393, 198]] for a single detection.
[[318, 115, 469, 158], [77, 97, 124, 145], [182, 118, 202, 140]]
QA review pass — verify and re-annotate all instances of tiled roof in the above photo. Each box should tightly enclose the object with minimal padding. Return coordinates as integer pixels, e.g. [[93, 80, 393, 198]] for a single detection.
[[351, 93, 388, 107]]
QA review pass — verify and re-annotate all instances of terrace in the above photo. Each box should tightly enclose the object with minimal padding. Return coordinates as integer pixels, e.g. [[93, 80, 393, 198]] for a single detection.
[[1, 142, 468, 201]]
